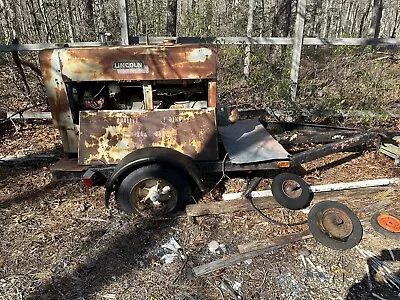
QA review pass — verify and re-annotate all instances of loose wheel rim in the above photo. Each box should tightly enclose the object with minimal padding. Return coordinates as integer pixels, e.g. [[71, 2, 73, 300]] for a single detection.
[[131, 178, 178, 215], [319, 208, 353, 240], [282, 179, 302, 199], [377, 214, 400, 233]]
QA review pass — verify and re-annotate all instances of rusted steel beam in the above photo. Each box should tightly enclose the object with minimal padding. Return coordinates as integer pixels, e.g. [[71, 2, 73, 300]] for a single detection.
[[291, 132, 375, 165], [274, 130, 360, 145], [196, 160, 288, 173], [208, 81, 217, 108], [38, 49, 79, 154]]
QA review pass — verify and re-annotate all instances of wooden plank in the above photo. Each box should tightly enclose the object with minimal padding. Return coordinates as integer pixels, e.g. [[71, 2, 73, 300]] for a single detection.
[[0, 38, 399, 52], [290, 0, 307, 103], [192, 230, 312, 277], [118, 0, 130, 45], [302, 37, 400, 46], [187, 186, 399, 217], [237, 230, 312, 254], [0, 42, 115, 52], [3, 111, 52, 119], [142, 37, 400, 46]]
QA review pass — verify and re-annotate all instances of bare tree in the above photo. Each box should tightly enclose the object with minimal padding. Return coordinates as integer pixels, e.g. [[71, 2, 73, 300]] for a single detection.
[[166, 0, 178, 36], [270, 0, 292, 69], [369, 0, 383, 38], [244, 0, 255, 77]]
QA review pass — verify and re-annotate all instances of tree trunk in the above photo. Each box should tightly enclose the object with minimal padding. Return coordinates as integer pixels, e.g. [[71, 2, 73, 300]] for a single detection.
[[350, 4, 359, 36], [359, 3, 371, 37], [66, 0, 75, 42], [2, 0, 20, 41], [95, 0, 106, 34], [166, 0, 177, 36], [369, 0, 383, 38], [391, 9, 399, 37], [322, 0, 332, 37], [270, 0, 292, 69], [84, 0, 95, 37], [27, 0, 41, 41], [37, 0, 52, 42], [244, 0, 255, 77]]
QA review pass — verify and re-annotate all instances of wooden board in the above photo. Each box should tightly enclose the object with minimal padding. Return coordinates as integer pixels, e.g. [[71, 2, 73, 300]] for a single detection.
[[237, 230, 312, 254], [186, 186, 400, 217], [192, 230, 312, 277]]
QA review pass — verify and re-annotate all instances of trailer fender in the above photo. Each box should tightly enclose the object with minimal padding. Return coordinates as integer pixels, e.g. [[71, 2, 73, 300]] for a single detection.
[[104, 147, 205, 207]]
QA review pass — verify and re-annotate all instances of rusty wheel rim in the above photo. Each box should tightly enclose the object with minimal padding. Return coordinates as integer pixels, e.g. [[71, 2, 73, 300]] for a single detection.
[[131, 178, 178, 215], [377, 214, 400, 233], [319, 208, 354, 240], [282, 180, 302, 199]]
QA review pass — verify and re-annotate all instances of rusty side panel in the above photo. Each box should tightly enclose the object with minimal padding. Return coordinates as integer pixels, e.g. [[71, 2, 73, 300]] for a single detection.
[[58, 45, 217, 82], [39, 49, 79, 153], [79, 109, 218, 165]]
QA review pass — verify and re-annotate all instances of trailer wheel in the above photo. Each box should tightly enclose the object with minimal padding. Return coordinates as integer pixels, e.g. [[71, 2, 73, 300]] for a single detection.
[[116, 164, 191, 217], [370, 212, 400, 241], [308, 201, 363, 250], [271, 173, 313, 210]]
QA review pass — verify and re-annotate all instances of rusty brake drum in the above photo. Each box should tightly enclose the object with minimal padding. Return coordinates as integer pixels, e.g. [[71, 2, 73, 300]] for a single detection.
[[308, 201, 363, 250]]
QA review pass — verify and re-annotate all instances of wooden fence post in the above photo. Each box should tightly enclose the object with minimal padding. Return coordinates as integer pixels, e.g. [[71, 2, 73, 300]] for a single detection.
[[118, 0, 130, 45], [290, 0, 307, 104]]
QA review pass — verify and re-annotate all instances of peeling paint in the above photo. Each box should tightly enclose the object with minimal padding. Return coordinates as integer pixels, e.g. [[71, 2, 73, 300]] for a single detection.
[[79, 109, 218, 165]]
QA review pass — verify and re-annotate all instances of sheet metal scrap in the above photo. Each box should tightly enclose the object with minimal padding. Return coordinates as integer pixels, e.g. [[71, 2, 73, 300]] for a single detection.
[[79, 109, 218, 165], [218, 118, 290, 164]]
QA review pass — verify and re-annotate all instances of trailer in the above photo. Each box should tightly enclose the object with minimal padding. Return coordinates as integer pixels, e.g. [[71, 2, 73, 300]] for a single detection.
[[38, 42, 377, 219]]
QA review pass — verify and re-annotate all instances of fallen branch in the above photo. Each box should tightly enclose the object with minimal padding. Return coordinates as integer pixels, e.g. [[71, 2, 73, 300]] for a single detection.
[[11, 38, 30, 95], [0, 102, 47, 126]]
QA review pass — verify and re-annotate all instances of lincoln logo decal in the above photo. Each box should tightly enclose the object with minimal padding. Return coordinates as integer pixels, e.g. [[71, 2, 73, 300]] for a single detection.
[[112, 61, 149, 74]]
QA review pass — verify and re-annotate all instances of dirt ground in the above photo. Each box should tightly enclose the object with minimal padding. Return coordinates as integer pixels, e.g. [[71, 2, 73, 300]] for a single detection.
[[1, 122, 400, 300]]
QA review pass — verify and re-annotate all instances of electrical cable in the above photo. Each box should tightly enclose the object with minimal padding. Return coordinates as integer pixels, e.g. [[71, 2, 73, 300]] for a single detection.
[[247, 195, 307, 227]]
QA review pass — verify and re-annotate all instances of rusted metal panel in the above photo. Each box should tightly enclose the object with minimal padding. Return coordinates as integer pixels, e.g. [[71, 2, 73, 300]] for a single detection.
[[54, 44, 217, 82], [218, 118, 291, 164], [38, 49, 79, 153], [78, 108, 218, 165]]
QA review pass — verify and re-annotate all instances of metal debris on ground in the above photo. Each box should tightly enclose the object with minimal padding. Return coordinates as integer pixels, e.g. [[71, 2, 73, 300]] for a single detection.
[[208, 240, 226, 254], [161, 237, 184, 264], [356, 246, 400, 291]]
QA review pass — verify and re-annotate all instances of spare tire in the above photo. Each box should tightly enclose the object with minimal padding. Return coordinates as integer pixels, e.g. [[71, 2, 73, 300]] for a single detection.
[[370, 211, 400, 241], [308, 201, 363, 250], [271, 173, 313, 210]]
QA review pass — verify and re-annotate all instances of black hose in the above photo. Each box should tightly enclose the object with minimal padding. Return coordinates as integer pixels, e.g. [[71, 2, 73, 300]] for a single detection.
[[248, 196, 307, 227]]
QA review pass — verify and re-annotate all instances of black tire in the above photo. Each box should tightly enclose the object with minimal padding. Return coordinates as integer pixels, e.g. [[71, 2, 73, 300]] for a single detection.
[[308, 201, 363, 250], [116, 164, 191, 217], [370, 211, 400, 241], [271, 173, 313, 210]]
